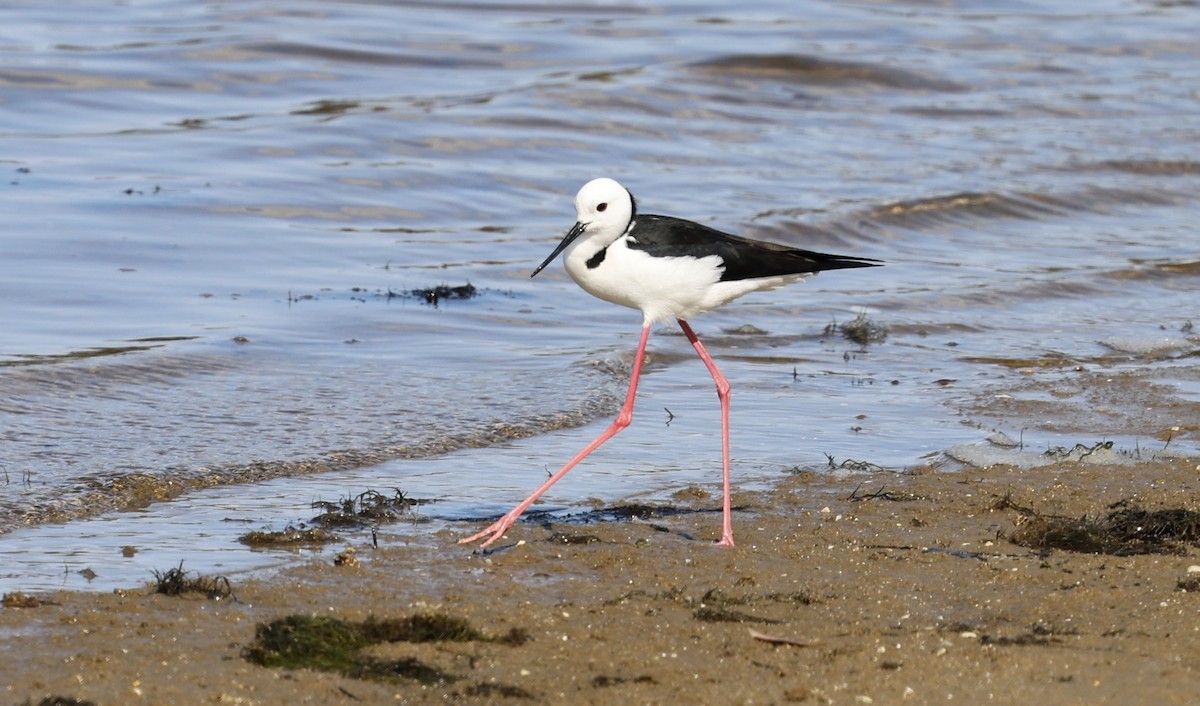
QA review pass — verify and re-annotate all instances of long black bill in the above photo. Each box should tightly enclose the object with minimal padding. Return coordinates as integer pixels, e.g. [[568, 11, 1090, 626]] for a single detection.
[[531, 221, 587, 278]]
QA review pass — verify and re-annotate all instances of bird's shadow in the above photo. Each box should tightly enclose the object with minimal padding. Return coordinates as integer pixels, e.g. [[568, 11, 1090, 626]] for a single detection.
[[461, 502, 751, 554]]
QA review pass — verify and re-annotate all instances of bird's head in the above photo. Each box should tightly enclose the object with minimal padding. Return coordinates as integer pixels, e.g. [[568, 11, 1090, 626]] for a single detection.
[[532, 177, 636, 277], [572, 177, 636, 238]]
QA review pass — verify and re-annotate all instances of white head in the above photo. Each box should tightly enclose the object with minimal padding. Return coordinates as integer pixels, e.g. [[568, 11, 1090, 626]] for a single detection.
[[531, 177, 637, 277], [572, 177, 635, 238]]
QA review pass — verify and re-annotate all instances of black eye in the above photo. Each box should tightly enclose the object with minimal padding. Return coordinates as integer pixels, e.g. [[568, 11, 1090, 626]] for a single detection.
[[596, 202, 607, 212]]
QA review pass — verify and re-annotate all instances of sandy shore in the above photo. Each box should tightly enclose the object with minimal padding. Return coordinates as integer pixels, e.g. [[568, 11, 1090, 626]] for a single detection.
[[3, 453, 1199, 705]]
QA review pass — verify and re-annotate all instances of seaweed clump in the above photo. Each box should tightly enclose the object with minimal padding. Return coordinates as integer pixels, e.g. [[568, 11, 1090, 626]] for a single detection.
[[310, 488, 420, 529], [411, 283, 477, 307], [826, 310, 888, 346], [238, 488, 424, 548], [243, 613, 528, 685], [1001, 496, 1200, 556], [2, 592, 59, 608], [238, 525, 340, 548], [151, 561, 234, 599]]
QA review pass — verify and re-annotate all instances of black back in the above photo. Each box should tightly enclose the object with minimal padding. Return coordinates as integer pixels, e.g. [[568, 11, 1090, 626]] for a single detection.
[[626, 214, 881, 282]]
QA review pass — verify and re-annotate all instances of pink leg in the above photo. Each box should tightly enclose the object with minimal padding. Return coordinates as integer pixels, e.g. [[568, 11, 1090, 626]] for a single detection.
[[460, 324, 653, 548], [677, 320, 735, 547]]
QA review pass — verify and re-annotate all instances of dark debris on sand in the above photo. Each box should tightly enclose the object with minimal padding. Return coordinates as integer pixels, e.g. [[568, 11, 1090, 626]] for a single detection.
[[151, 561, 235, 600], [998, 494, 1200, 556], [243, 613, 528, 687]]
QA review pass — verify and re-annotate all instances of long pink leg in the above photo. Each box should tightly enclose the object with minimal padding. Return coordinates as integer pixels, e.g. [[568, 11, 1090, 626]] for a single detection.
[[460, 324, 653, 548], [677, 319, 735, 547]]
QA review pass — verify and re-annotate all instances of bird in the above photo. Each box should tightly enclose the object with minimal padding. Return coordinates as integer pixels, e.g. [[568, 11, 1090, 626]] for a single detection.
[[460, 177, 881, 548]]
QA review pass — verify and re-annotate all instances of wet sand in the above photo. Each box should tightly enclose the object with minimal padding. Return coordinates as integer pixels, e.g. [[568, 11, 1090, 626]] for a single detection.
[[3, 455, 1199, 705]]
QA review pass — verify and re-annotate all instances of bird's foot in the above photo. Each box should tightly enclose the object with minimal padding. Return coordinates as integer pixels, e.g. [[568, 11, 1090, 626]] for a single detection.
[[459, 512, 519, 548], [715, 533, 736, 548]]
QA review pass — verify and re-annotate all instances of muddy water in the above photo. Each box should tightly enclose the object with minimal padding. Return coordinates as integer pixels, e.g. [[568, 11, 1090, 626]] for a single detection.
[[1, 0, 1198, 591]]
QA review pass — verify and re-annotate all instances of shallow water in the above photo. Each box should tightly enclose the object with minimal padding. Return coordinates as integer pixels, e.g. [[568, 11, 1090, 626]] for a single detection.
[[2, 0, 1198, 592]]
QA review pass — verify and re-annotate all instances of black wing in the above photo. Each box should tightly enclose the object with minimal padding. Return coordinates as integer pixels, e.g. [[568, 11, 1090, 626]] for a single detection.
[[627, 214, 881, 282]]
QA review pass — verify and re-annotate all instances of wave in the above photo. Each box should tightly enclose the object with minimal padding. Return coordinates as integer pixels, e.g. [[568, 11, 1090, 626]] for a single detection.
[[691, 54, 967, 92]]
